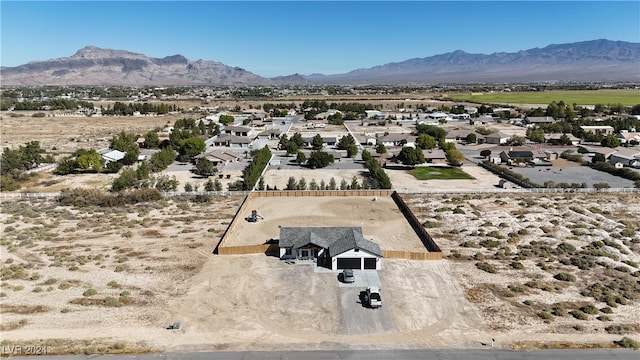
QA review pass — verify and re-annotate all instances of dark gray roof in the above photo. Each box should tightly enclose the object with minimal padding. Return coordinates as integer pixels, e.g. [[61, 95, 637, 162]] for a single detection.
[[279, 227, 382, 257]]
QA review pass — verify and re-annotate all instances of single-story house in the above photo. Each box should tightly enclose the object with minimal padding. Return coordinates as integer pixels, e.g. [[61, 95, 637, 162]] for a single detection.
[[223, 126, 252, 137], [616, 131, 640, 144], [444, 129, 477, 143], [257, 129, 282, 139], [278, 226, 382, 271], [524, 116, 556, 126], [484, 132, 510, 145], [500, 150, 535, 163], [422, 149, 447, 164], [580, 125, 615, 135], [609, 153, 640, 168], [194, 150, 241, 166], [101, 149, 126, 164], [544, 133, 581, 145], [213, 135, 254, 148], [302, 136, 337, 147], [378, 133, 416, 148]]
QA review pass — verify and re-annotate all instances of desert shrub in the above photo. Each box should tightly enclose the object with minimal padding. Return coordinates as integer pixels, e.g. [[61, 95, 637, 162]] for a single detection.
[[606, 324, 638, 335], [476, 262, 497, 273], [537, 311, 553, 321], [83, 288, 97, 297], [517, 228, 529, 235], [600, 306, 613, 314], [452, 207, 465, 214], [107, 280, 121, 288], [580, 304, 599, 315], [479, 239, 500, 248], [614, 337, 640, 349], [569, 310, 588, 320], [460, 241, 479, 248], [554, 272, 576, 282], [508, 284, 526, 293], [551, 304, 566, 317], [523, 300, 533, 306], [510, 261, 524, 270], [114, 265, 125, 272], [422, 220, 439, 228], [597, 315, 612, 322]]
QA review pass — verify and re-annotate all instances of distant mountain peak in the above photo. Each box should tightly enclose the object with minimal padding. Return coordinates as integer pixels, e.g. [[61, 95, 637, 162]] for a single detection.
[[2, 39, 638, 85]]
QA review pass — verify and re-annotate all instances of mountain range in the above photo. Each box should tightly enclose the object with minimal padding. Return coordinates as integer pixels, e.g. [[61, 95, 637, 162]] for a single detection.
[[1, 39, 639, 86]]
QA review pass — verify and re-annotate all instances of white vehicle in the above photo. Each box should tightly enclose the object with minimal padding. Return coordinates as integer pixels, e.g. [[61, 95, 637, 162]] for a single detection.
[[365, 286, 382, 308]]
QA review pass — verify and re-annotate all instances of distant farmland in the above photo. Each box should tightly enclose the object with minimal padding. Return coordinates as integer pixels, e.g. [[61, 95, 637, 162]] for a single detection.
[[449, 90, 640, 106]]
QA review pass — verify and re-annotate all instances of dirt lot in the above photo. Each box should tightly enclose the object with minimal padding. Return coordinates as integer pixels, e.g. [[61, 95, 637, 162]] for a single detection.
[[1, 192, 639, 353], [226, 195, 424, 252]]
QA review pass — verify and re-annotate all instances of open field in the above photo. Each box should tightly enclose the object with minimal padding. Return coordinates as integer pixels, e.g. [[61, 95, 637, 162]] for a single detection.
[[1, 192, 639, 354], [449, 90, 640, 106]]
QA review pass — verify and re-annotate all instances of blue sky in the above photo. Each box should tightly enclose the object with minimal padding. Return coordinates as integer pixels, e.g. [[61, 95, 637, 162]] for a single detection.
[[1, 1, 639, 77]]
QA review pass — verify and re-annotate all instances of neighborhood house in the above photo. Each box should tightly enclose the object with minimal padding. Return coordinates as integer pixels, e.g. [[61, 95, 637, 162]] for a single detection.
[[278, 226, 382, 271]]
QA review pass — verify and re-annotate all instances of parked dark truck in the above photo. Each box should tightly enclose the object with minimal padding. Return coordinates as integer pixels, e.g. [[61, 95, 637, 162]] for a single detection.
[[365, 286, 382, 308]]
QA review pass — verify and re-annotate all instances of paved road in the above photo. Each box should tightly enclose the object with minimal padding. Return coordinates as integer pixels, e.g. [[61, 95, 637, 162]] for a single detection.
[[33, 349, 640, 360]]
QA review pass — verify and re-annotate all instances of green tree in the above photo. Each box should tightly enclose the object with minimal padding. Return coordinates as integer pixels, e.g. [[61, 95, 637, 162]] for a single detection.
[[284, 141, 299, 156], [337, 134, 356, 150], [204, 179, 215, 191], [311, 134, 324, 150], [601, 135, 621, 148], [361, 149, 372, 162], [416, 134, 436, 149], [110, 130, 139, 165], [76, 150, 105, 171], [480, 149, 492, 158], [291, 132, 304, 147], [143, 131, 160, 148], [375, 143, 387, 154], [397, 147, 425, 166], [195, 158, 217, 177], [155, 174, 179, 191], [286, 176, 298, 190], [346, 144, 358, 158], [465, 133, 477, 144], [592, 153, 606, 163], [328, 177, 337, 190], [178, 137, 206, 161], [111, 168, 138, 192], [296, 151, 306, 165], [506, 135, 526, 146], [527, 128, 546, 143], [446, 148, 465, 166], [298, 177, 307, 190], [307, 151, 334, 168], [278, 134, 289, 150], [219, 114, 234, 125], [415, 124, 446, 139]]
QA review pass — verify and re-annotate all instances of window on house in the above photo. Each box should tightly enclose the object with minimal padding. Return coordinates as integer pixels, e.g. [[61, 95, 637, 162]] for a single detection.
[[285, 248, 292, 255]]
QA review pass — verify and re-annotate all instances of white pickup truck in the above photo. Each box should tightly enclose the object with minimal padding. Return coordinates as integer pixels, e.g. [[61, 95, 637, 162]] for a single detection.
[[365, 286, 382, 309]]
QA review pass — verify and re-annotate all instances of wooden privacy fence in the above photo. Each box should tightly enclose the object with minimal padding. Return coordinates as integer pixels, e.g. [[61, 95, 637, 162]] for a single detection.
[[218, 243, 279, 255], [382, 250, 443, 260], [250, 190, 394, 197], [391, 191, 442, 253]]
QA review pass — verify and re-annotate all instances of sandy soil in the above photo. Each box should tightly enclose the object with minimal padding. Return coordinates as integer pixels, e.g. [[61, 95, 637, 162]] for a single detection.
[[227, 196, 425, 252]]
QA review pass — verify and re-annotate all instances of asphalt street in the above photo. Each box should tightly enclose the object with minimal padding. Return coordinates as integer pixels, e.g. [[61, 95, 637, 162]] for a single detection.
[[32, 349, 640, 360]]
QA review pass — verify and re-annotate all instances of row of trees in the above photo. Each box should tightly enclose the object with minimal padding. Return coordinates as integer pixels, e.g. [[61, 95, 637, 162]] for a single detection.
[[361, 150, 392, 189], [100, 102, 179, 115], [1, 141, 56, 191], [283, 175, 371, 191], [1, 99, 95, 111]]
